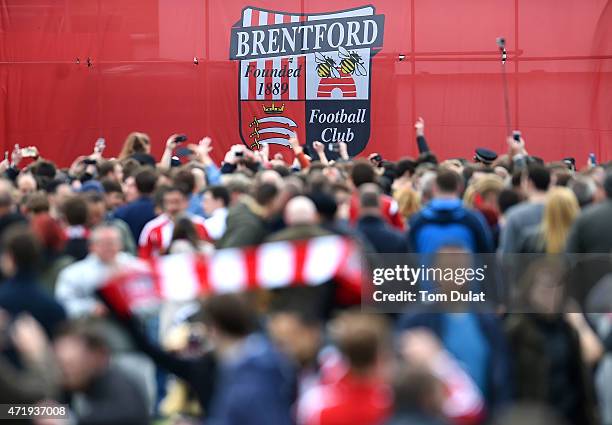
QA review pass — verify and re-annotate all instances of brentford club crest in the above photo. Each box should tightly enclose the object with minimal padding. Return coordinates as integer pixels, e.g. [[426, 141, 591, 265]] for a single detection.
[[229, 6, 385, 158]]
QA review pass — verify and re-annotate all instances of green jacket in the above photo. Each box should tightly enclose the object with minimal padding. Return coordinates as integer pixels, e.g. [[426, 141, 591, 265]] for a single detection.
[[216, 197, 269, 249]]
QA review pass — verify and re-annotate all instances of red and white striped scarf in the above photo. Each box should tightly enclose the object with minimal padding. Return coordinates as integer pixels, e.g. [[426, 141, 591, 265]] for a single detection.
[[99, 235, 363, 316]]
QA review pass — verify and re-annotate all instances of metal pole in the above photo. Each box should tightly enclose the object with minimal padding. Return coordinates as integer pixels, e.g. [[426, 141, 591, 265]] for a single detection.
[[497, 37, 512, 137]]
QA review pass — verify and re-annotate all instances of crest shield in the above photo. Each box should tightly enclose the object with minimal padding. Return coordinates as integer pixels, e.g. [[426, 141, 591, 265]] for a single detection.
[[230, 6, 385, 158]]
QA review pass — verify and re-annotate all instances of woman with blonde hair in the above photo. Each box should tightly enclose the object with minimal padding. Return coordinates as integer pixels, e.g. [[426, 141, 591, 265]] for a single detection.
[[464, 174, 504, 245], [394, 186, 421, 223], [519, 186, 580, 253]]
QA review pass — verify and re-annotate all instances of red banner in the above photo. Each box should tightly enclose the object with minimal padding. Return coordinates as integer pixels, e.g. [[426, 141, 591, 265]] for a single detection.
[[1, 1, 611, 165]]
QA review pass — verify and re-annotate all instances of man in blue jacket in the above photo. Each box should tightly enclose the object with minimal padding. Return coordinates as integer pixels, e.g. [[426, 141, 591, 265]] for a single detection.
[[113, 168, 158, 243], [204, 294, 296, 425], [409, 169, 494, 254], [356, 183, 409, 253]]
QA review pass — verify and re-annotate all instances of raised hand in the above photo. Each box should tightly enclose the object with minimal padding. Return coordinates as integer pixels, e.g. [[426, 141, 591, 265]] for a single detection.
[[414, 117, 425, 137], [289, 135, 300, 152], [165, 134, 181, 151], [339, 141, 349, 160], [11, 144, 23, 167], [312, 141, 325, 154], [506, 134, 526, 157]]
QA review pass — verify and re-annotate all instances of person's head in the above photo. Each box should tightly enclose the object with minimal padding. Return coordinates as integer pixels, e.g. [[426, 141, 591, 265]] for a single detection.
[[432, 168, 462, 198], [97, 160, 123, 182], [350, 161, 376, 188], [62, 195, 88, 227], [16, 173, 37, 200], [201, 294, 256, 350], [89, 225, 122, 263], [358, 183, 381, 217], [173, 169, 196, 195], [31, 213, 66, 253], [519, 257, 567, 313], [395, 186, 421, 221], [497, 188, 522, 215], [162, 186, 189, 220], [191, 167, 207, 194], [330, 311, 390, 376], [309, 191, 338, 222], [253, 182, 280, 216], [202, 186, 230, 216], [31, 160, 56, 180], [23, 191, 50, 216], [464, 174, 503, 216], [256, 169, 284, 189], [392, 367, 445, 418], [284, 196, 317, 226], [54, 324, 111, 391], [120, 158, 141, 180], [169, 217, 201, 253], [100, 179, 125, 211], [224, 174, 252, 206], [0, 225, 41, 276], [267, 310, 322, 367], [134, 168, 157, 196], [47, 179, 72, 215], [568, 176, 596, 208], [396, 158, 417, 179], [541, 187, 579, 254], [123, 176, 139, 203], [0, 179, 15, 215], [119, 132, 151, 159], [84, 192, 106, 227], [523, 164, 551, 196]]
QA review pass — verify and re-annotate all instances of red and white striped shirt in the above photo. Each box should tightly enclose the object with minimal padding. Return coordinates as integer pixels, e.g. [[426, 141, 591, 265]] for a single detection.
[[138, 214, 210, 259]]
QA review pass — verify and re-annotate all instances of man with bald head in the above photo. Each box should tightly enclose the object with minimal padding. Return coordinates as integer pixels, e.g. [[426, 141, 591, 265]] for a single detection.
[[356, 183, 409, 253], [265, 196, 331, 242]]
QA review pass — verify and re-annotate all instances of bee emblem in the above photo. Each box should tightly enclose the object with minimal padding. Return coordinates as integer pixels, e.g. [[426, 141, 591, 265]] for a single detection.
[[338, 46, 367, 76], [315, 53, 340, 78]]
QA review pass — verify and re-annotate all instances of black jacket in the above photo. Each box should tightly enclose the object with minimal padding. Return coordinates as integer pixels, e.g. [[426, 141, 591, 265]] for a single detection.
[[357, 215, 409, 253]]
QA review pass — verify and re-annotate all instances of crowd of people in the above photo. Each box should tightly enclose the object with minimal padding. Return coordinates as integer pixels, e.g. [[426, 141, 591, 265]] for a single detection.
[[0, 118, 611, 425]]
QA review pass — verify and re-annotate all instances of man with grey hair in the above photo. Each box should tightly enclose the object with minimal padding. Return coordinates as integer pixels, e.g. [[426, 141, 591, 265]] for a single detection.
[[356, 183, 409, 253], [56, 225, 143, 317], [569, 176, 597, 209]]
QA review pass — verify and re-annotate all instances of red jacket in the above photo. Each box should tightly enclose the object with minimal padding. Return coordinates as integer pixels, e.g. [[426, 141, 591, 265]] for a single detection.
[[138, 213, 210, 259], [298, 358, 391, 425]]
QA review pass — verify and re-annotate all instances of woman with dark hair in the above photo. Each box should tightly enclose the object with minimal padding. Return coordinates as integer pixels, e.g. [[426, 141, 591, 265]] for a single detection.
[[166, 216, 210, 255]]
